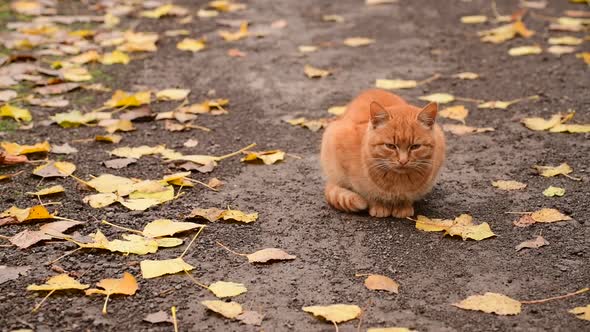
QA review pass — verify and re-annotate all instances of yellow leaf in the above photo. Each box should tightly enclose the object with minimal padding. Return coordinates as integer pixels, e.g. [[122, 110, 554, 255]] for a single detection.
[[419, 93, 454, 104], [220, 210, 258, 223], [208, 281, 247, 298], [241, 150, 285, 165], [442, 124, 495, 135], [104, 90, 151, 108], [155, 237, 184, 248], [140, 4, 173, 18], [27, 274, 89, 291], [68, 50, 100, 65], [83, 193, 118, 208], [1, 141, 50, 155], [198, 9, 219, 17], [328, 106, 346, 115], [219, 22, 248, 41], [343, 37, 375, 47], [85, 272, 138, 314], [549, 123, 590, 133], [299, 45, 318, 53], [477, 101, 513, 109], [375, 79, 417, 90], [33, 161, 76, 178], [61, 66, 92, 82], [569, 304, 590, 321], [100, 50, 130, 65], [11, 1, 43, 15], [530, 208, 571, 223], [107, 234, 159, 255], [188, 207, 225, 222], [460, 15, 487, 24], [86, 174, 136, 193], [128, 182, 174, 202], [415, 215, 453, 232], [208, 0, 246, 12], [156, 89, 191, 101], [513, 20, 535, 38], [119, 198, 162, 211], [478, 23, 518, 43], [285, 117, 328, 132], [177, 38, 206, 52], [444, 214, 495, 241], [51, 110, 109, 128], [547, 46, 576, 56], [439, 105, 468, 123], [508, 45, 543, 56], [95, 134, 122, 144], [548, 36, 583, 45], [140, 257, 194, 279], [0, 104, 32, 122], [110, 145, 162, 159], [323, 15, 344, 23], [117, 31, 159, 53], [364, 274, 399, 293], [577, 52, 590, 65], [246, 248, 296, 263], [26, 185, 65, 196], [201, 300, 243, 319], [142, 219, 204, 238], [543, 186, 565, 197], [453, 72, 479, 80], [101, 119, 135, 134], [491, 180, 527, 190], [304, 65, 331, 78], [303, 304, 362, 323], [453, 293, 521, 315], [533, 163, 575, 178]]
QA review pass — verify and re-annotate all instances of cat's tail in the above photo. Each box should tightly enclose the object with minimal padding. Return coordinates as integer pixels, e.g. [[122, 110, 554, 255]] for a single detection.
[[325, 183, 368, 212]]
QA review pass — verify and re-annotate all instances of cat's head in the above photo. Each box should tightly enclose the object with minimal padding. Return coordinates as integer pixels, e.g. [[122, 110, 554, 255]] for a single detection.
[[364, 101, 439, 174]]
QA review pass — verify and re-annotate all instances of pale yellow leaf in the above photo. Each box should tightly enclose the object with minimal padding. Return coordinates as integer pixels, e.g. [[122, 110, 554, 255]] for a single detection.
[[299, 45, 318, 53], [85, 174, 136, 193], [140, 257, 194, 279], [83, 193, 118, 208], [177, 38, 206, 52], [453, 72, 479, 80], [304, 65, 330, 78], [241, 150, 285, 165], [569, 304, 590, 321], [343, 37, 375, 47], [208, 281, 247, 298], [491, 180, 527, 191], [419, 93, 454, 104], [442, 124, 495, 135], [548, 36, 583, 45], [100, 50, 130, 65], [461, 15, 488, 24], [303, 304, 362, 323], [33, 161, 76, 178], [247, 248, 296, 263], [364, 274, 399, 293], [508, 45, 543, 56], [453, 292, 521, 315], [530, 208, 571, 223], [328, 106, 346, 115], [220, 210, 258, 223], [414, 215, 453, 232], [439, 105, 468, 123], [26, 185, 65, 196], [375, 79, 417, 90], [142, 219, 204, 238], [543, 186, 565, 197], [201, 300, 243, 319], [156, 89, 191, 101], [27, 274, 89, 291]]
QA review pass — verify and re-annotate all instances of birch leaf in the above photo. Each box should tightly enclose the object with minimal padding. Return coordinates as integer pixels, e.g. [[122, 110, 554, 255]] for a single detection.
[[208, 281, 247, 298], [543, 186, 565, 197], [530, 208, 571, 223], [246, 248, 296, 263], [26, 185, 65, 196], [201, 300, 243, 319], [140, 257, 194, 279], [303, 304, 362, 323], [364, 274, 399, 293], [453, 292, 521, 315], [142, 219, 204, 238], [491, 180, 527, 190], [33, 161, 76, 178], [419, 93, 454, 104], [375, 79, 417, 90]]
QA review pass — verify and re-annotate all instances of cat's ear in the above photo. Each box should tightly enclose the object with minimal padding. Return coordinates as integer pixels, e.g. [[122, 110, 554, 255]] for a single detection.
[[370, 101, 390, 128], [418, 102, 438, 129]]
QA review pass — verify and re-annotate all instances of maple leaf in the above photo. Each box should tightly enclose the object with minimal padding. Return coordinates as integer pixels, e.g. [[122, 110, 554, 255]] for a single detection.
[[85, 272, 138, 314]]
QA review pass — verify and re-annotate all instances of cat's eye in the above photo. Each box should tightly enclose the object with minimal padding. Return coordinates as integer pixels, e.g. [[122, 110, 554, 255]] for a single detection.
[[410, 144, 421, 150], [384, 143, 397, 150]]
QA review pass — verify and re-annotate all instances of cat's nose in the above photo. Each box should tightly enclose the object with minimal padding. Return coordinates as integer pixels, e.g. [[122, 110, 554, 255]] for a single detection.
[[399, 159, 408, 166]]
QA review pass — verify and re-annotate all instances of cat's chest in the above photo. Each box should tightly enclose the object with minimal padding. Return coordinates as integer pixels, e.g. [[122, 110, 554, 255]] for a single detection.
[[354, 173, 428, 202]]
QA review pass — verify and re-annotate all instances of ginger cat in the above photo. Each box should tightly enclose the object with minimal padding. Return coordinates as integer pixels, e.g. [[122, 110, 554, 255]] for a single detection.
[[320, 89, 445, 218]]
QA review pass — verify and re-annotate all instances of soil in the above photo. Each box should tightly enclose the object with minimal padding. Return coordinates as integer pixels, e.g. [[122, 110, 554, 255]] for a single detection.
[[1, 0, 589, 331]]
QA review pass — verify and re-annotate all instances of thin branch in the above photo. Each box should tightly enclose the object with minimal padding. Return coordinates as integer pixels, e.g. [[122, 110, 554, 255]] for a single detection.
[[217, 143, 256, 160], [520, 288, 589, 305], [184, 270, 210, 290]]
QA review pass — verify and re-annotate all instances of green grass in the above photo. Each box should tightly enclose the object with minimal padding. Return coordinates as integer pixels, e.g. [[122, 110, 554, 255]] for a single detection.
[[0, 119, 18, 132], [89, 67, 114, 83]]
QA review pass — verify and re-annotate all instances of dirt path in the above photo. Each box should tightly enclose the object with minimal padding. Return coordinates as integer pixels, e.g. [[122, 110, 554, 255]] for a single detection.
[[1, 0, 589, 331]]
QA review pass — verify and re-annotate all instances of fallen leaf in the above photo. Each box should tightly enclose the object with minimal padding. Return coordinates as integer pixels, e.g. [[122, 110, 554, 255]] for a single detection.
[[0, 205, 53, 225], [188, 207, 225, 222], [323, 15, 344, 23], [367, 328, 414, 332], [207, 178, 223, 189], [241, 150, 285, 165], [569, 304, 590, 321], [461, 15, 488, 24], [156, 89, 191, 101], [0, 104, 32, 122], [85, 272, 138, 314], [208, 0, 246, 12], [140, 257, 194, 279], [453, 72, 479, 80], [51, 143, 78, 155], [303, 304, 362, 323], [83, 193, 118, 208], [28, 274, 89, 291], [26, 185, 65, 196], [375, 79, 417, 90], [201, 300, 243, 319], [419, 93, 454, 104], [444, 214, 495, 241], [299, 45, 318, 53], [304, 65, 331, 78], [477, 101, 513, 109], [547, 46, 577, 56], [85, 174, 136, 193], [104, 90, 151, 108], [219, 21, 249, 41], [508, 45, 543, 56], [0, 265, 30, 285], [343, 37, 375, 47], [439, 105, 468, 123], [515, 235, 549, 251], [543, 186, 565, 197], [577, 52, 590, 65], [513, 215, 536, 228], [491, 180, 527, 191], [51, 110, 110, 128], [100, 119, 135, 134], [144, 310, 172, 324], [103, 158, 137, 169], [10, 220, 82, 248], [442, 124, 495, 135], [33, 161, 76, 178], [533, 163, 575, 178], [286, 117, 328, 132], [208, 281, 247, 298], [177, 38, 206, 52], [548, 36, 583, 45], [414, 215, 453, 232], [366, 0, 398, 4], [521, 113, 566, 131], [549, 123, 590, 133], [227, 48, 246, 57], [117, 31, 159, 53], [142, 219, 204, 238], [0, 90, 17, 102], [96, 135, 123, 144], [34, 83, 80, 95], [247, 248, 296, 263], [140, 4, 174, 18], [60, 66, 92, 82], [530, 208, 571, 223], [1, 141, 50, 155], [453, 293, 521, 315], [328, 106, 346, 116], [364, 274, 399, 293], [236, 310, 264, 326], [100, 50, 130, 65]]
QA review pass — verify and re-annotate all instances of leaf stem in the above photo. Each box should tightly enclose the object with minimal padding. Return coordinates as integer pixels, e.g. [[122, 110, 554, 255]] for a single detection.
[[183, 270, 210, 290], [102, 293, 110, 315], [45, 247, 82, 265], [416, 73, 441, 86], [100, 220, 143, 235], [216, 241, 247, 257], [184, 178, 218, 191], [217, 143, 256, 160], [172, 306, 179, 332], [179, 226, 205, 258], [520, 287, 589, 305], [32, 289, 56, 313]]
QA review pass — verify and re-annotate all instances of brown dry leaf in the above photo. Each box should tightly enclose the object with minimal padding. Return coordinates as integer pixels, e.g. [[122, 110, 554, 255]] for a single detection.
[[207, 178, 223, 189], [530, 208, 572, 223], [363, 274, 399, 293], [513, 215, 536, 228], [25, 96, 69, 108], [104, 158, 137, 169], [246, 248, 296, 263], [442, 124, 495, 136], [51, 143, 77, 155], [453, 293, 521, 315], [33, 161, 76, 178], [188, 208, 225, 222], [304, 65, 331, 78], [303, 304, 362, 324], [201, 300, 243, 319], [0, 265, 30, 285], [237, 310, 264, 326], [10, 220, 82, 249], [515, 235, 549, 251], [439, 105, 468, 123], [491, 180, 527, 191], [228, 48, 246, 57], [144, 310, 172, 324], [34, 83, 80, 95], [241, 150, 285, 165], [569, 305, 590, 321], [85, 272, 138, 314]]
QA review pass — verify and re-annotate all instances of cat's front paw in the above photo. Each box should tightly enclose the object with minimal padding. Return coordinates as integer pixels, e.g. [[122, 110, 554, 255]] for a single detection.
[[369, 203, 392, 218], [392, 204, 414, 218]]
